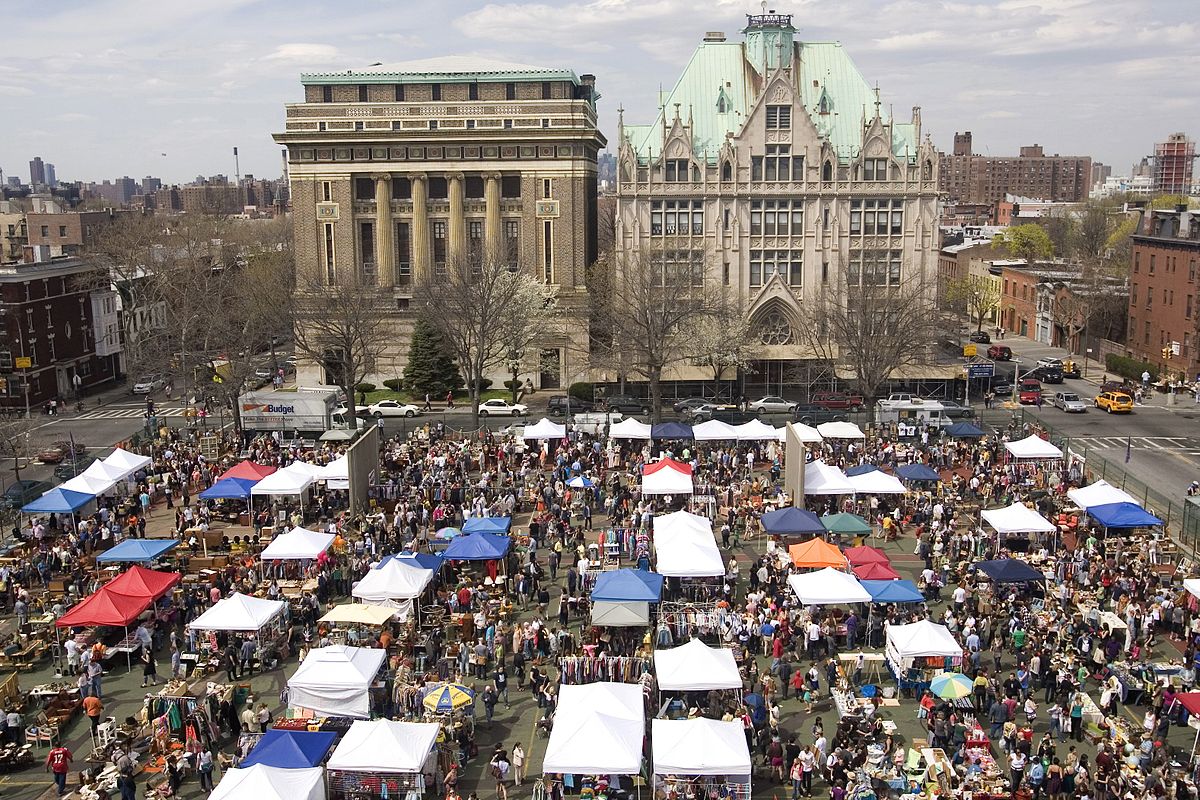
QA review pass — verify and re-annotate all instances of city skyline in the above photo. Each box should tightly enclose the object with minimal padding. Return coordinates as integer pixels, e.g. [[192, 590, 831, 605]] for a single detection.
[[0, 0, 1196, 184]]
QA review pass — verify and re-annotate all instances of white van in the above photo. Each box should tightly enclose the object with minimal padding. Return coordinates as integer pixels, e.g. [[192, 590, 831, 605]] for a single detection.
[[874, 398, 952, 430]]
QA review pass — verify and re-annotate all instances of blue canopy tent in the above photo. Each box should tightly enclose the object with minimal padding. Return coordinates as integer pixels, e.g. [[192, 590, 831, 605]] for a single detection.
[[21, 488, 94, 514], [1087, 502, 1164, 529], [946, 421, 986, 438], [895, 464, 941, 482], [860, 579, 925, 603], [591, 569, 664, 602], [761, 507, 826, 537], [442, 532, 511, 561], [96, 539, 179, 563], [462, 516, 512, 535], [975, 558, 1043, 583], [198, 477, 257, 500], [651, 422, 693, 439], [240, 729, 337, 769], [377, 552, 444, 571], [844, 464, 879, 476]]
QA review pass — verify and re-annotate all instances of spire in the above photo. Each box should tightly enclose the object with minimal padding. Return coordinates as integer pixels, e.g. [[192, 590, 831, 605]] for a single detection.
[[873, 83, 882, 121], [617, 104, 625, 140]]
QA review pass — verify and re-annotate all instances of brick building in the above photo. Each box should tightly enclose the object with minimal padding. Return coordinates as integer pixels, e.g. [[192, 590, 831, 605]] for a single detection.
[[1153, 133, 1195, 196], [0, 255, 121, 411], [26, 207, 124, 256], [180, 183, 244, 214], [940, 132, 1091, 206], [273, 56, 605, 388], [1126, 206, 1200, 377]]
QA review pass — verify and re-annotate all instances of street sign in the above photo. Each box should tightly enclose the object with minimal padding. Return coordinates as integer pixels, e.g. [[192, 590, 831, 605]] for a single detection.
[[14, 357, 31, 369], [966, 363, 995, 379], [963, 344, 977, 357]]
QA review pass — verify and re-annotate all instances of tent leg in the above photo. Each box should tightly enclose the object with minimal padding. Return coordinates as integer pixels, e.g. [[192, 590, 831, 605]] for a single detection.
[[126, 624, 132, 673]]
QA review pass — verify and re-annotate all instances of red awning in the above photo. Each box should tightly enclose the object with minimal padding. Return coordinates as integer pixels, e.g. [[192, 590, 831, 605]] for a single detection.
[[218, 460, 278, 481], [105, 565, 181, 601], [852, 562, 902, 580], [1175, 692, 1200, 717], [642, 458, 692, 476], [845, 546, 891, 566], [56, 587, 150, 628]]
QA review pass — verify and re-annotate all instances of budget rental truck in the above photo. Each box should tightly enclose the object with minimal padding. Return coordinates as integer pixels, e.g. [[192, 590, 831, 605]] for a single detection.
[[238, 389, 337, 433]]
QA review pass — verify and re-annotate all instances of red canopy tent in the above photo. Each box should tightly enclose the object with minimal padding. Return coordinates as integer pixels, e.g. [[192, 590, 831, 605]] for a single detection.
[[852, 562, 901, 580], [642, 458, 692, 476], [218, 461, 278, 482], [845, 546, 890, 566], [55, 588, 149, 629], [105, 565, 181, 601]]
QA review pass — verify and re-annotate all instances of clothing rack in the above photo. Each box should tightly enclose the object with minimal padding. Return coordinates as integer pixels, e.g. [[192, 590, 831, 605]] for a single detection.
[[556, 655, 651, 685]]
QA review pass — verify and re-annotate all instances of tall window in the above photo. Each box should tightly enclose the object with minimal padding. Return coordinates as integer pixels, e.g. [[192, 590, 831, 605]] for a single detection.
[[321, 85, 332, 103], [863, 158, 890, 181], [505, 83, 516, 100], [765, 105, 791, 129], [394, 84, 405, 101], [664, 159, 694, 182], [468, 220, 484, 259], [396, 222, 411, 285], [432, 220, 447, 274], [849, 199, 903, 235], [750, 200, 803, 236], [354, 177, 375, 201], [358, 85, 369, 102], [650, 200, 703, 235], [358, 222, 376, 283], [431, 84, 441, 100], [468, 83, 479, 100], [651, 250, 704, 287], [505, 220, 520, 268], [542, 221, 553, 283], [753, 146, 803, 182], [322, 223, 336, 283], [847, 250, 901, 286], [749, 250, 802, 287]]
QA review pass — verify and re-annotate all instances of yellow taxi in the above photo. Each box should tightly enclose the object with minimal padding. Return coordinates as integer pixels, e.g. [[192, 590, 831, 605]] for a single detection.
[[1094, 391, 1134, 413]]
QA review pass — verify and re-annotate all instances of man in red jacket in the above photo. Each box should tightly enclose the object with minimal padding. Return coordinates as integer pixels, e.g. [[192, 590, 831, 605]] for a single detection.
[[46, 745, 72, 795]]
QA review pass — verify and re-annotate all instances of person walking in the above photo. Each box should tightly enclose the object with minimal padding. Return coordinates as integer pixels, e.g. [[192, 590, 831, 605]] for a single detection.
[[489, 750, 510, 800], [197, 748, 216, 793], [141, 645, 158, 687], [45, 744, 72, 796], [511, 743, 525, 785], [83, 693, 103, 736]]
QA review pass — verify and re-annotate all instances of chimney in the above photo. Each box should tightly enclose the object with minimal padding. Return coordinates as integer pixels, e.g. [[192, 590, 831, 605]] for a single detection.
[[704, 31, 727, 42]]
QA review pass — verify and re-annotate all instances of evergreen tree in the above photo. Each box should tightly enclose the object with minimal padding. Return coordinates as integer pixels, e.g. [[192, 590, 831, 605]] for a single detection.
[[404, 318, 462, 397]]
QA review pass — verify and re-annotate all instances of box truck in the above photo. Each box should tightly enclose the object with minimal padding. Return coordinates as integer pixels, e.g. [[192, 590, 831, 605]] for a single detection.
[[238, 389, 337, 433]]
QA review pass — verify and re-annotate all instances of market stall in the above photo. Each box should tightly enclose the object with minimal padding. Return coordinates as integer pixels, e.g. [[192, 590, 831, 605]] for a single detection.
[[95, 539, 178, 564], [802, 461, 855, 495], [188, 593, 288, 676], [250, 463, 316, 499], [524, 418, 567, 440], [542, 682, 645, 776], [980, 502, 1057, 552], [787, 568, 871, 605], [1066, 479, 1141, 510], [730, 419, 778, 441], [1087, 501, 1164, 530], [974, 558, 1044, 584], [261, 528, 337, 561], [651, 422, 694, 440], [652, 511, 723, 577], [894, 463, 941, 483], [822, 514, 873, 540], [859, 579, 924, 604], [691, 420, 740, 442], [945, 421, 985, 438], [816, 421, 866, 440], [240, 729, 338, 769], [219, 461, 278, 481], [101, 447, 152, 477], [460, 516, 512, 535], [286, 645, 387, 719], [885, 620, 963, 693], [642, 459, 694, 496], [610, 419, 652, 440], [760, 507, 825, 538], [651, 718, 751, 800], [784, 422, 823, 443], [20, 487, 94, 516], [1004, 433, 1063, 460], [847, 470, 907, 495], [851, 562, 900, 580], [198, 477, 257, 501], [787, 537, 849, 570], [590, 569, 663, 628], [210, 764, 325, 800], [654, 639, 741, 692], [325, 719, 439, 800]]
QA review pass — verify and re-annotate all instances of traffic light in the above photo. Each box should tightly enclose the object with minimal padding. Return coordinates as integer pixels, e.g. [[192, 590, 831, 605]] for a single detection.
[[1163, 347, 1172, 360]]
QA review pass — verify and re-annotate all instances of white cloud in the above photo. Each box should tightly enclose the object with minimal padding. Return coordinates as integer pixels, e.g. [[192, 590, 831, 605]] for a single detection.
[[263, 43, 346, 65], [0, 85, 33, 97]]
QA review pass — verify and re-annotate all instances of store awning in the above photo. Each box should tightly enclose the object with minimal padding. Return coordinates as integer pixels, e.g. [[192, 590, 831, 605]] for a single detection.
[[441, 531, 511, 560], [1087, 502, 1163, 529], [189, 593, 287, 632], [760, 507, 825, 537], [591, 569, 663, 602], [21, 487, 94, 514], [261, 528, 337, 560], [326, 720, 439, 773], [96, 539, 178, 563], [199, 477, 258, 500], [210, 765, 324, 800], [652, 718, 751, 776], [240, 729, 338, 769]]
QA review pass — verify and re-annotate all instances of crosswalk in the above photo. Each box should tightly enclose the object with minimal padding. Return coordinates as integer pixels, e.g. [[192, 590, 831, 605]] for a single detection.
[[76, 407, 188, 420], [1074, 436, 1200, 453]]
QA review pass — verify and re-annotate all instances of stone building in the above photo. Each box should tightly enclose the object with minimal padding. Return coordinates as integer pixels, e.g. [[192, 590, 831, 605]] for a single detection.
[[273, 57, 605, 389], [614, 13, 940, 395]]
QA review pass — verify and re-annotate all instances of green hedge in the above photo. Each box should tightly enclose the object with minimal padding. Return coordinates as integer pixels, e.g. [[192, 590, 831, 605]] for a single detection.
[[1104, 353, 1157, 383], [568, 382, 594, 401], [503, 379, 522, 391], [382, 379, 404, 392], [354, 383, 377, 393]]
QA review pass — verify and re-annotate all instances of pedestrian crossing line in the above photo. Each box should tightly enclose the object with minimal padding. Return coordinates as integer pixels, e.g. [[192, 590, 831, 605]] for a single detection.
[[76, 407, 187, 420]]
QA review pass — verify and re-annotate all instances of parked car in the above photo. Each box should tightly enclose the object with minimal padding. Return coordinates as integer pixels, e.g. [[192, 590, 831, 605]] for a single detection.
[[1035, 358, 1063, 369], [36, 440, 88, 464], [938, 400, 975, 418], [131, 374, 166, 395], [548, 395, 597, 416], [792, 405, 850, 425], [365, 400, 420, 418], [1033, 365, 1064, 384], [968, 330, 992, 344], [3, 480, 54, 509], [254, 366, 275, 381], [748, 396, 797, 414], [1095, 391, 1134, 413], [690, 403, 739, 421], [706, 408, 761, 425], [478, 398, 529, 417], [54, 454, 98, 482], [1018, 378, 1043, 405], [1100, 380, 1132, 394], [987, 345, 1013, 361], [992, 378, 1013, 396], [602, 395, 652, 415], [1052, 392, 1087, 413], [671, 397, 711, 415], [811, 391, 866, 411]]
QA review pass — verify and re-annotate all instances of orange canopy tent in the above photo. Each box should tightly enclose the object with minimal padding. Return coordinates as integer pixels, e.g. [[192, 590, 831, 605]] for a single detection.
[[788, 537, 848, 570]]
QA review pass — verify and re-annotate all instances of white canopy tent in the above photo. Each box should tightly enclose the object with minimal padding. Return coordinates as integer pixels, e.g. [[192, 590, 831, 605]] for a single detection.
[[251, 463, 316, 496], [82, 459, 129, 485], [1184, 579, 1200, 601], [327, 719, 440, 773], [816, 421, 866, 439], [981, 502, 1057, 535], [785, 422, 823, 443], [886, 620, 962, 671], [654, 638, 742, 691], [523, 418, 567, 440], [642, 459, 694, 495], [732, 419, 779, 441], [591, 601, 650, 627], [1005, 434, 1063, 460], [651, 718, 752, 777], [189, 593, 287, 632], [609, 418, 652, 440], [101, 448, 151, 480], [542, 682, 644, 776], [653, 511, 724, 577], [59, 473, 116, 496], [260, 528, 337, 560], [319, 603, 396, 626], [351, 558, 434, 602], [691, 420, 740, 441], [287, 645, 387, 719], [804, 461, 856, 495], [847, 470, 908, 495], [787, 568, 871, 605], [210, 765, 324, 800], [317, 456, 348, 481], [1067, 480, 1141, 510]]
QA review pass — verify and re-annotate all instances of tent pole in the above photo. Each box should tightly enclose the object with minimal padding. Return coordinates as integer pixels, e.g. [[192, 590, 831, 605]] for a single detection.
[[126, 624, 132, 673]]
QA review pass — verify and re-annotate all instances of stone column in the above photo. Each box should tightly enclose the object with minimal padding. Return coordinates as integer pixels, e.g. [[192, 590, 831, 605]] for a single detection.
[[373, 174, 394, 286], [448, 172, 465, 266], [484, 172, 503, 260], [411, 173, 430, 284]]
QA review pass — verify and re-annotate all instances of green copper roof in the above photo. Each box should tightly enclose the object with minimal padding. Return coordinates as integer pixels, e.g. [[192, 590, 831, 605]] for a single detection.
[[625, 40, 917, 163], [302, 56, 580, 85]]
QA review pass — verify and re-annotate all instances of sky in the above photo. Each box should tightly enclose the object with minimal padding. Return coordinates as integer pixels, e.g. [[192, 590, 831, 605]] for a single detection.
[[0, 0, 1195, 185]]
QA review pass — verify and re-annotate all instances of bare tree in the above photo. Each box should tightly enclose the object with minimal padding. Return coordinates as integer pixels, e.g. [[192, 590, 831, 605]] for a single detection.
[[589, 248, 725, 421], [416, 253, 555, 427], [1047, 284, 1092, 354], [688, 298, 756, 399], [0, 414, 35, 485], [944, 274, 1002, 334], [795, 268, 941, 401]]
